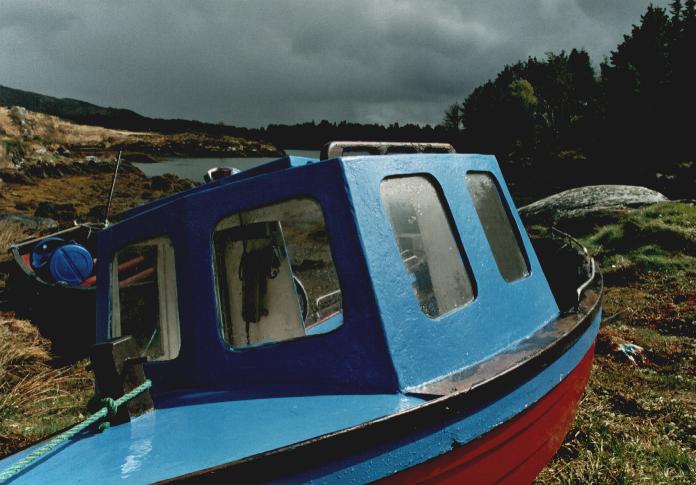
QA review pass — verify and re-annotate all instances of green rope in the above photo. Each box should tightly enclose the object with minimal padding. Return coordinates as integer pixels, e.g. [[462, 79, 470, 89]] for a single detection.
[[0, 379, 152, 483]]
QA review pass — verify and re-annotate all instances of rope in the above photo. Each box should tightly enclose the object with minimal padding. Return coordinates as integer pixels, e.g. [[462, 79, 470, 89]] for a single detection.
[[0, 379, 152, 483]]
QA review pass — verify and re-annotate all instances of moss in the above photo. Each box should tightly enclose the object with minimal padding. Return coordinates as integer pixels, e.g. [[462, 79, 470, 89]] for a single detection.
[[574, 202, 696, 277]]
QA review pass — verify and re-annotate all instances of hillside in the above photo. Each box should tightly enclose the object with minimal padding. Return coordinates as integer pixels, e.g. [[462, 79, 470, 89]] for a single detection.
[[0, 84, 260, 138], [0, 105, 281, 170]]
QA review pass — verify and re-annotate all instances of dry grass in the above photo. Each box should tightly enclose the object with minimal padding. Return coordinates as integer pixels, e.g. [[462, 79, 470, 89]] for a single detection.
[[0, 220, 28, 253], [0, 107, 150, 147], [0, 221, 29, 292], [0, 314, 93, 457]]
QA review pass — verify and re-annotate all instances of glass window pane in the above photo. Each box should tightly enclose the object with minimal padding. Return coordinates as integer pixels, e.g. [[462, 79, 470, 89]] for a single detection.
[[214, 198, 342, 348], [381, 176, 475, 318], [112, 237, 180, 360], [465, 172, 529, 282]]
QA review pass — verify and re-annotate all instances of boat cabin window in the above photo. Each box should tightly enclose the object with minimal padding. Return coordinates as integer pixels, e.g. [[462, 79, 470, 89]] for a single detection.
[[465, 172, 530, 282], [213, 198, 342, 348], [111, 237, 181, 360], [381, 176, 475, 318]]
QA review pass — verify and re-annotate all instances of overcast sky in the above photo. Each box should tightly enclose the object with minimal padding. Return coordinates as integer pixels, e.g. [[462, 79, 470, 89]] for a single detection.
[[0, 0, 669, 127]]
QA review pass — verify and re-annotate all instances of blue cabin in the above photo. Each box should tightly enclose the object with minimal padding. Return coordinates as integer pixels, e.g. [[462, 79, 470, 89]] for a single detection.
[[1, 143, 602, 483]]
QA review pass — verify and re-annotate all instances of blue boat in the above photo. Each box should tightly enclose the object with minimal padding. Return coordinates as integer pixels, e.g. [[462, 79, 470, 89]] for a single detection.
[[0, 142, 602, 483]]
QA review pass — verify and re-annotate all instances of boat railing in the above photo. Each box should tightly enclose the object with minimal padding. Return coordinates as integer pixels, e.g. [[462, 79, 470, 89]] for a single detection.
[[315, 289, 341, 321], [320, 141, 455, 160], [550, 227, 596, 302]]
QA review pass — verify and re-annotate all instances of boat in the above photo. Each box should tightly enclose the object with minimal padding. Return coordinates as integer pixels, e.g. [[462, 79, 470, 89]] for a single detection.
[[6, 223, 104, 357], [5, 153, 124, 359], [0, 141, 602, 483]]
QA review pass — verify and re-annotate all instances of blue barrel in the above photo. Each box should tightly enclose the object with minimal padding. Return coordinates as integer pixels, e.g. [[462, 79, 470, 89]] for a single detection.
[[49, 243, 94, 286], [31, 237, 67, 270]]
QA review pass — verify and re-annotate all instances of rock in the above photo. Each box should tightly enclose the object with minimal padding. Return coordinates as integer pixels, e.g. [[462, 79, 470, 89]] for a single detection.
[[9, 106, 28, 124], [520, 185, 669, 228], [150, 173, 196, 192], [0, 212, 59, 232], [34, 202, 78, 222]]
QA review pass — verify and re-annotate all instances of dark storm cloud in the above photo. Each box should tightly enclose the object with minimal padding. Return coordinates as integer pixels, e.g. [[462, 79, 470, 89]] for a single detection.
[[0, 0, 669, 127]]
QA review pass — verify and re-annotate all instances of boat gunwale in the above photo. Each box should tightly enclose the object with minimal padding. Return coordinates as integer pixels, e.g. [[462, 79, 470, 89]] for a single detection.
[[156, 260, 603, 483]]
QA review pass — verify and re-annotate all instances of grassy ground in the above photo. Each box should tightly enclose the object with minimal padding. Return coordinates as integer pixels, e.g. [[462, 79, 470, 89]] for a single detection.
[[536, 201, 696, 483], [0, 220, 94, 456], [0, 314, 93, 457]]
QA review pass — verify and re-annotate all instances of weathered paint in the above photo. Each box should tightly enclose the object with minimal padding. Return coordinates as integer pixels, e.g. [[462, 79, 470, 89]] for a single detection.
[[342, 154, 559, 389], [379, 344, 596, 484]]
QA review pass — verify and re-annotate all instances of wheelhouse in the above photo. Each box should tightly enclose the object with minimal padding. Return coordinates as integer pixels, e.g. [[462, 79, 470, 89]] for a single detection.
[[95, 152, 559, 395]]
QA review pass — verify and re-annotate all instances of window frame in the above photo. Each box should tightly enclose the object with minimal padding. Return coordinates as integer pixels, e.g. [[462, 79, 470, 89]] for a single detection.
[[465, 170, 531, 283], [380, 173, 477, 320], [211, 196, 345, 350], [110, 235, 181, 361]]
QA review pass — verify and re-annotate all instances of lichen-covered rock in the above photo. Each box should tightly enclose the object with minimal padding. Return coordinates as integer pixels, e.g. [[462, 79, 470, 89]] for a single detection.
[[520, 185, 669, 228]]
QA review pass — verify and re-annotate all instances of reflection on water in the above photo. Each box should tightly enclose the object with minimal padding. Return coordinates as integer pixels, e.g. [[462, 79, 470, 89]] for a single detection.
[[133, 150, 320, 182]]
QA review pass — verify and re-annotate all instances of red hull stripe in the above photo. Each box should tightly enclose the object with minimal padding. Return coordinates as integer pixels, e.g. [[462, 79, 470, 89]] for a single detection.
[[380, 344, 595, 485]]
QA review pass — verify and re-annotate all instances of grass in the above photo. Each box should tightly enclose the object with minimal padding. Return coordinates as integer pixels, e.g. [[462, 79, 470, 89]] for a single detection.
[[0, 220, 28, 258], [578, 202, 696, 281], [0, 220, 29, 292], [0, 314, 93, 457], [0, 221, 94, 458], [536, 201, 696, 483]]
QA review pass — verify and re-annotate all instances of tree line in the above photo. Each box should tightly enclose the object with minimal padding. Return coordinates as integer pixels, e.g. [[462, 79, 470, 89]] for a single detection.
[[443, 2, 696, 198]]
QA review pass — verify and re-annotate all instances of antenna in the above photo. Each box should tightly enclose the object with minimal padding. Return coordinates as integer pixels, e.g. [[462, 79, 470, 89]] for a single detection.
[[104, 150, 122, 226]]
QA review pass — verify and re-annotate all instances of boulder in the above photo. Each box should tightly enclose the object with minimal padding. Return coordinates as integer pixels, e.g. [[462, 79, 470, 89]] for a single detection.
[[520, 185, 669, 229]]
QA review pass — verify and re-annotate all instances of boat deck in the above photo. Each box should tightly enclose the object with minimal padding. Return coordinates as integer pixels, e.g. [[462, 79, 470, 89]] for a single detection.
[[1, 392, 424, 483]]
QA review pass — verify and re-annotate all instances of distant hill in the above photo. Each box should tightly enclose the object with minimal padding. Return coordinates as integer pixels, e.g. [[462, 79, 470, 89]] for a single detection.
[[0, 84, 258, 138], [0, 84, 451, 149]]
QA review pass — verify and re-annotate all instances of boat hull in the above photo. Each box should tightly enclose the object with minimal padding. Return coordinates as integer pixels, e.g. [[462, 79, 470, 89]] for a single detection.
[[158, 303, 600, 484], [380, 343, 595, 484]]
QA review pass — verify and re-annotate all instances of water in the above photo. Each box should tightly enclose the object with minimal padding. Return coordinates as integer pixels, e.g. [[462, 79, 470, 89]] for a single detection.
[[133, 149, 320, 181]]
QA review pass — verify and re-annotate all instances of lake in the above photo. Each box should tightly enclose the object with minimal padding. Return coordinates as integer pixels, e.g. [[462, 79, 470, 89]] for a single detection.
[[133, 149, 321, 181]]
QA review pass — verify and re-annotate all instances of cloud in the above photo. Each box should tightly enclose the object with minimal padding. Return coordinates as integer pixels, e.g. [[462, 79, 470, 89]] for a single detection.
[[0, 0, 669, 127]]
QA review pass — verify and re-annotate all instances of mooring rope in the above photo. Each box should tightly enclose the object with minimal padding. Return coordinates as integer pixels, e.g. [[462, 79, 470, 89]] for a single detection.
[[0, 379, 152, 483]]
